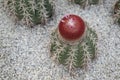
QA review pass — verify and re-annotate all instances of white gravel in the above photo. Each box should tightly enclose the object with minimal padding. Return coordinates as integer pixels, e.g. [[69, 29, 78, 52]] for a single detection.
[[0, 0, 120, 80]]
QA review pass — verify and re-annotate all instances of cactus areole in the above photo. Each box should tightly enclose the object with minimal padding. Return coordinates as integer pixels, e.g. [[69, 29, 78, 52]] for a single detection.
[[58, 14, 86, 42]]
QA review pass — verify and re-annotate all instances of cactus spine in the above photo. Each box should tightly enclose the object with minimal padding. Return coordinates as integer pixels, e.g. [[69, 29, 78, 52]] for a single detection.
[[50, 26, 98, 72], [3, 0, 54, 26]]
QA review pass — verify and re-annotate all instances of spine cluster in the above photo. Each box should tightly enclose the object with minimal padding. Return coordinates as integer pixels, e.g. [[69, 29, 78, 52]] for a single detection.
[[3, 0, 54, 26]]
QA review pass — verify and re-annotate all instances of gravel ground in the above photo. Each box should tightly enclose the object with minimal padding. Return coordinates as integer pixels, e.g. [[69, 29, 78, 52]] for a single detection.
[[0, 0, 120, 80]]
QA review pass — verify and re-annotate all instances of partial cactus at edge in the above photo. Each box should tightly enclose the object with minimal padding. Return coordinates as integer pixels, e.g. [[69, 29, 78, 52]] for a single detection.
[[3, 0, 54, 26], [69, 0, 100, 8], [50, 26, 98, 72], [113, 0, 120, 24]]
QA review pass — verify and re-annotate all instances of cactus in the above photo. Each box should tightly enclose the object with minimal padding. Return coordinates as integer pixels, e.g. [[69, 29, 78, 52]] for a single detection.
[[50, 14, 98, 73], [113, 0, 120, 24], [69, 0, 100, 8], [3, 0, 54, 26]]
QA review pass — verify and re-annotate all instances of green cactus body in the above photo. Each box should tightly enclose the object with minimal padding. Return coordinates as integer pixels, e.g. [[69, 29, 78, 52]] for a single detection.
[[89, 0, 99, 5], [74, 0, 86, 6], [71, 0, 99, 7], [114, 0, 120, 24], [50, 26, 98, 71], [4, 0, 54, 26]]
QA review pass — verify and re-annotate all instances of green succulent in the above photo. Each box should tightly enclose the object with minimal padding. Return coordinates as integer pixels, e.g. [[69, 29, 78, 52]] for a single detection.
[[50, 27, 98, 72], [3, 0, 54, 26], [70, 0, 99, 8], [113, 0, 120, 24]]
